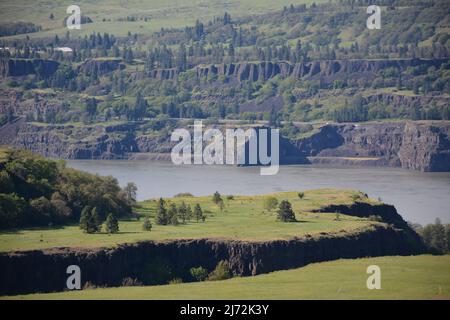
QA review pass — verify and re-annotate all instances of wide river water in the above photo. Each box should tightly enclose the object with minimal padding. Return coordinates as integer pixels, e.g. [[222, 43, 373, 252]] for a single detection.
[[67, 161, 450, 225]]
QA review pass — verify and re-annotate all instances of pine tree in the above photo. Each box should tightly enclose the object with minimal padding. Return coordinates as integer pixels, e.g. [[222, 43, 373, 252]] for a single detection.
[[155, 198, 168, 225], [79, 206, 91, 231], [90, 207, 102, 233], [186, 205, 193, 221], [105, 213, 119, 234], [168, 203, 179, 225], [277, 200, 296, 222], [178, 201, 188, 224], [212, 191, 222, 205], [194, 203, 203, 222]]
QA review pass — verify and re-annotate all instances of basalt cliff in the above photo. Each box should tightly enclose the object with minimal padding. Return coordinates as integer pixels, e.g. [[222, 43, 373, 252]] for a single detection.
[[1, 119, 449, 172]]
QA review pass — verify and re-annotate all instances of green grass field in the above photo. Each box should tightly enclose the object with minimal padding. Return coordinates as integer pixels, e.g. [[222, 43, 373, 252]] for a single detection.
[[5, 255, 449, 300], [0, 189, 379, 252], [0, 0, 326, 39]]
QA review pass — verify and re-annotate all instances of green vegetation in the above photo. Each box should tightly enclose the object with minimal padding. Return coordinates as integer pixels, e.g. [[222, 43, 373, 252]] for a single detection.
[[0, 148, 132, 229], [1, 1, 449, 130], [6, 255, 450, 300], [413, 218, 450, 254], [0, 189, 381, 252]]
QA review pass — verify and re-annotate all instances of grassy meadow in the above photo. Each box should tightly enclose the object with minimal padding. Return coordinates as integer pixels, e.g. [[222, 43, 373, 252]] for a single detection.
[[0, 0, 327, 39], [0, 189, 379, 252], [5, 255, 450, 300]]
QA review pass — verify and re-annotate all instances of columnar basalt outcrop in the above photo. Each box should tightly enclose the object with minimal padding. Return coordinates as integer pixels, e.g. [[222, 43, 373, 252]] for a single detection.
[[78, 58, 125, 76], [191, 58, 448, 83], [0, 58, 59, 78]]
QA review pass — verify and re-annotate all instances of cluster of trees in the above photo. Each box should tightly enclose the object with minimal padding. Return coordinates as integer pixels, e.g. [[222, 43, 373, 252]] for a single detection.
[[263, 196, 297, 222], [155, 198, 205, 226], [0, 149, 133, 229], [414, 218, 450, 254]]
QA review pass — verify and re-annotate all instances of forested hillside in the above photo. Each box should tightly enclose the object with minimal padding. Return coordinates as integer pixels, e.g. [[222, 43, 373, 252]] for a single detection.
[[0, 148, 133, 229], [0, 0, 449, 126]]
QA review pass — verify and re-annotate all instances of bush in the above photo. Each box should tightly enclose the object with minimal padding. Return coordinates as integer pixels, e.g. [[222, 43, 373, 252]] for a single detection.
[[169, 278, 183, 284], [142, 217, 152, 231], [208, 260, 231, 281], [298, 192, 305, 199], [263, 196, 278, 211], [190, 266, 208, 282]]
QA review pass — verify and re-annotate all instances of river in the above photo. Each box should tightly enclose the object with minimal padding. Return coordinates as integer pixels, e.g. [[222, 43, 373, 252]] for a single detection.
[[67, 160, 450, 225]]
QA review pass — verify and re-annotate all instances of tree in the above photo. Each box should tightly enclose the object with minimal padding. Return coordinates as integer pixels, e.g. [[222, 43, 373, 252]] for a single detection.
[[90, 207, 102, 233], [263, 196, 278, 211], [123, 182, 137, 206], [194, 203, 203, 222], [298, 192, 305, 200], [186, 205, 193, 221], [142, 216, 152, 231], [431, 218, 446, 253], [212, 191, 222, 205], [79, 206, 101, 233], [277, 200, 296, 222], [168, 203, 179, 225], [155, 198, 168, 225], [178, 201, 188, 224], [105, 213, 119, 233]]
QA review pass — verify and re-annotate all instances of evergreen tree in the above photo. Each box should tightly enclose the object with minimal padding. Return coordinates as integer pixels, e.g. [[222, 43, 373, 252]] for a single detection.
[[168, 203, 179, 225], [155, 198, 168, 225], [105, 213, 119, 234], [186, 205, 193, 221], [277, 200, 296, 222], [194, 203, 203, 222], [178, 201, 188, 224], [212, 191, 222, 205], [79, 206, 91, 231]]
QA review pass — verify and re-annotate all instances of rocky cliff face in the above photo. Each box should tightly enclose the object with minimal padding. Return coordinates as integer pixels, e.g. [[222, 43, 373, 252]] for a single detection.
[[1, 122, 138, 159], [1, 120, 449, 171], [78, 58, 125, 77], [0, 223, 425, 295], [190, 58, 448, 83], [0, 58, 59, 78], [286, 121, 450, 171]]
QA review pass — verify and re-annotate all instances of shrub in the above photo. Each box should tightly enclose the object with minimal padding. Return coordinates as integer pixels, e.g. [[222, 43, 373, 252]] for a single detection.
[[142, 217, 152, 231], [208, 260, 231, 281], [298, 192, 305, 199], [121, 277, 143, 286], [169, 278, 183, 284], [190, 266, 208, 282], [263, 196, 278, 211]]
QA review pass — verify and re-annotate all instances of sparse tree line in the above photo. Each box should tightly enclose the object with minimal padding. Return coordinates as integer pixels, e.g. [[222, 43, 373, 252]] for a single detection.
[[412, 218, 450, 255]]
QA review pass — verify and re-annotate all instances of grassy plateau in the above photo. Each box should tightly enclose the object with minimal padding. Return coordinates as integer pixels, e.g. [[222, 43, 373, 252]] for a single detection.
[[0, 189, 379, 252]]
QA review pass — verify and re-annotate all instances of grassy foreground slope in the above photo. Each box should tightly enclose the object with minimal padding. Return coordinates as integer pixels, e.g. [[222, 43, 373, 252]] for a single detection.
[[0, 189, 378, 252], [6, 255, 450, 300]]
